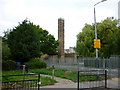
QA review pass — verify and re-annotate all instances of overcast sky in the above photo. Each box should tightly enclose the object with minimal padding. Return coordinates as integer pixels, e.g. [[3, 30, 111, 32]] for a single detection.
[[0, 0, 119, 49]]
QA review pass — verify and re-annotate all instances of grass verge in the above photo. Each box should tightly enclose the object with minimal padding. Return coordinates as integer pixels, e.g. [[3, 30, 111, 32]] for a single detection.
[[2, 67, 105, 87], [29, 68, 104, 82], [2, 70, 57, 88]]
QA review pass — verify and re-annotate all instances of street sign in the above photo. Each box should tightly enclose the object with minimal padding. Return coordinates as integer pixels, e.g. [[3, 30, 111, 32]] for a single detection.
[[94, 39, 101, 48]]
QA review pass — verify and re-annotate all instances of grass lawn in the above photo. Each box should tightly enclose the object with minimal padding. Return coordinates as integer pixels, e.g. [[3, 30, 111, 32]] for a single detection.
[[2, 70, 57, 88], [29, 68, 104, 82], [2, 67, 104, 88]]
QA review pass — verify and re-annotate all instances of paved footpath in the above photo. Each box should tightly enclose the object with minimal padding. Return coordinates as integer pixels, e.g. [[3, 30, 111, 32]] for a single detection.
[[8, 75, 119, 90], [40, 74, 75, 85], [40, 74, 120, 89]]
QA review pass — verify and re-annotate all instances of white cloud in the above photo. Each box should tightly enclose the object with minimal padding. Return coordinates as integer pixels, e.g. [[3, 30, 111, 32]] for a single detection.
[[0, 0, 119, 48]]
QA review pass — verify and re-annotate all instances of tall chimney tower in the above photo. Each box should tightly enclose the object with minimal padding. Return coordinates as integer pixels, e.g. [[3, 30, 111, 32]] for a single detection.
[[58, 18, 64, 57]]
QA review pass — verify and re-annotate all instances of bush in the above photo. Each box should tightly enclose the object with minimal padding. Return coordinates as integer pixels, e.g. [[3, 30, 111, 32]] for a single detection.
[[25, 57, 47, 69], [2, 60, 16, 70]]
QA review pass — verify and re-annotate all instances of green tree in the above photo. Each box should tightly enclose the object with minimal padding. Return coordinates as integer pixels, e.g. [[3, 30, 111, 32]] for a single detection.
[[97, 17, 118, 57], [6, 19, 58, 62], [76, 17, 119, 58], [116, 26, 120, 55], [0, 38, 1, 73], [76, 24, 94, 57], [7, 20, 41, 62], [2, 42, 11, 60], [37, 27, 58, 55]]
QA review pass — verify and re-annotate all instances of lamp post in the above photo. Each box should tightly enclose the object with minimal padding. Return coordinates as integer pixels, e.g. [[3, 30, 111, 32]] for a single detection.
[[94, 0, 107, 58]]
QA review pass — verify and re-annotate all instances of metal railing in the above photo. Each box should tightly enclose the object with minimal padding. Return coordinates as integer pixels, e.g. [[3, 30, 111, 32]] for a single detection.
[[1, 73, 40, 90], [77, 70, 107, 90], [45, 57, 120, 78]]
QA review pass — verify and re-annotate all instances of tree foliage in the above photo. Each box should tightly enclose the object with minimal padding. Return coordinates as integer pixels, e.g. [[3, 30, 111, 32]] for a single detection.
[[5, 19, 58, 62], [116, 26, 120, 55], [76, 17, 120, 58], [2, 42, 11, 60]]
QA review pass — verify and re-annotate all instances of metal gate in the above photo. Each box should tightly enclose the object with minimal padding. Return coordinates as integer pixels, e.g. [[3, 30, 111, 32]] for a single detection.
[[77, 70, 107, 90], [1, 73, 40, 90]]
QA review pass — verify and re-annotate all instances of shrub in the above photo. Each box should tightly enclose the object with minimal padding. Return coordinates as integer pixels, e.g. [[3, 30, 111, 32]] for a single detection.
[[2, 60, 16, 70], [25, 57, 47, 69]]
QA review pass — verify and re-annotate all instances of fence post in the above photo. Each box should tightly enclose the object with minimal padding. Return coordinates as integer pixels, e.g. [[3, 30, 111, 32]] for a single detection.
[[38, 73, 40, 90], [78, 71, 79, 90], [22, 65, 26, 87], [52, 64, 55, 80], [105, 70, 107, 88]]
